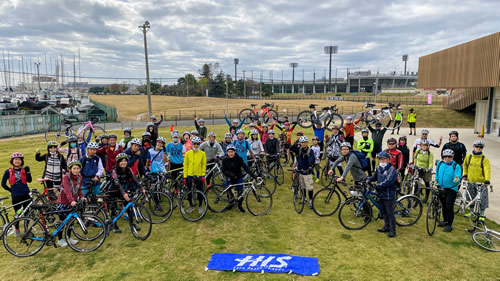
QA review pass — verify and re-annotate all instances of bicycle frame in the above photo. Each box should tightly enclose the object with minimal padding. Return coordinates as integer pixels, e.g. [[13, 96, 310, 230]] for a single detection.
[[252, 104, 274, 119], [457, 181, 484, 214]]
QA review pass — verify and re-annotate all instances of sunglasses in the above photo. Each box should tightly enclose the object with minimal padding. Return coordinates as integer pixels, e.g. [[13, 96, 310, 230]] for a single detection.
[[193, 143, 200, 146], [474, 146, 483, 148], [443, 156, 453, 158]]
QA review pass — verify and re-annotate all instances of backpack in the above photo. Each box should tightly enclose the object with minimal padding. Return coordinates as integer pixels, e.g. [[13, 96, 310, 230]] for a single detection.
[[350, 151, 369, 170], [467, 154, 485, 176]]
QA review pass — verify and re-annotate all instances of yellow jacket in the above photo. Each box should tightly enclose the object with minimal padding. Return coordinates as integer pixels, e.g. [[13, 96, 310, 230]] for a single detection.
[[183, 149, 207, 177], [408, 112, 416, 123], [463, 153, 490, 183]]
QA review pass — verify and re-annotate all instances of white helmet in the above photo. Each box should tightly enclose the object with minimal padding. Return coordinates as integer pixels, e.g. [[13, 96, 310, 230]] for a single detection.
[[142, 132, 151, 137], [340, 142, 351, 148], [473, 140, 485, 148], [249, 123, 255, 127], [421, 129, 429, 134], [442, 149, 454, 157], [224, 132, 233, 138], [191, 129, 199, 135], [226, 144, 236, 151], [208, 131, 216, 137], [268, 129, 275, 134], [87, 142, 99, 149], [199, 118, 205, 122], [236, 129, 245, 134], [191, 136, 202, 144], [130, 138, 142, 146], [299, 136, 308, 143], [157, 137, 166, 144], [232, 119, 239, 124], [171, 132, 180, 138], [251, 129, 259, 135]]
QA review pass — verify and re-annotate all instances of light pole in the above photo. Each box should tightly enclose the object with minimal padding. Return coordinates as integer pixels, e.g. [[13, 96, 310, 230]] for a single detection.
[[139, 21, 153, 118], [34, 62, 41, 90], [290, 62, 298, 93], [234, 58, 239, 82], [373, 81, 377, 103], [324, 45, 338, 92], [402, 54, 408, 76]]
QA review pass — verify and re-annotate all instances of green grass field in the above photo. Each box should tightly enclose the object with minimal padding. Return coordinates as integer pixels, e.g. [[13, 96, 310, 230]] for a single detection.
[[0, 125, 498, 281]]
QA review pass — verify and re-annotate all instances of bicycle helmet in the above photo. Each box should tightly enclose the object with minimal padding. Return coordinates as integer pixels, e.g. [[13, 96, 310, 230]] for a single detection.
[[142, 132, 151, 137], [251, 129, 259, 135], [449, 130, 459, 137], [68, 161, 82, 169], [67, 134, 78, 143], [191, 129, 199, 135], [346, 116, 353, 120], [87, 142, 99, 149], [115, 153, 129, 161], [375, 122, 382, 127], [296, 131, 304, 136], [420, 139, 430, 146], [100, 133, 109, 139], [399, 136, 407, 142], [268, 130, 275, 134], [284, 122, 290, 126], [150, 115, 156, 120], [361, 129, 369, 134], [108, 134, 117, 139], [182, 131, 191, 137], [421, 129, 429, 134], [47, 141, 58, 148], [236, 129, 245, 135], [262, 124, 269, 128], [299, 136, 308, 143], [130, 138, 142, 146], [387, 138, 397, 144], [10, 152, 24, 159], [146, 122, 154, 127], [312, 136, 319, 141], [224, 132, 233, 138], [226, 144, 236, 151], [232, 119, 239, 124], [198, 118, 205, 123], [249, 123, 255, 127], [473, 140, 485, 148], [208, 131, 216, 137], [191, 136, 202, 144], [377, 151, 390, 159], [123, 127, 132, 133], [340, 142, 351, 148], [157, 137, 166, 144], [442, 149, 455, 157]]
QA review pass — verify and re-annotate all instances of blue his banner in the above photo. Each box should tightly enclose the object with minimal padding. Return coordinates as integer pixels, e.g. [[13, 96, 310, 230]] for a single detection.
[[206, 253, 320, 276]]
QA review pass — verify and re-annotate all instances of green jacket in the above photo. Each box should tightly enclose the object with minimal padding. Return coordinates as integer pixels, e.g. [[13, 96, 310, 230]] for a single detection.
[[408, 112, 416, 123], [463, 153, 490, 183], [395, 112, 403, 121], [357, 138, 374, 156], [414, 148, 433, 169]]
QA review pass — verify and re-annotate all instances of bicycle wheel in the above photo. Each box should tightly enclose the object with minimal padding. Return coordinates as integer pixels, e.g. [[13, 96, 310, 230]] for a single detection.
[[394, 195, 423, 227], [273, 164, 284, 185], [239, 109, 256, 124], [338, 198, 372, 230], [3, 217, 45, 257], [353, 112, 369, 130], [426, 200, 438, 236], [145, 191, 173, 224], [262, 171, 277, 195], [45, 123, 71, 142], [381, 113, 395, 129], [320, 164, 332, 187], [324, 114, 344, 131], [296, 111, 314, 128], [205, 184, 231, 213], [180, 189, 208, 222], [82, 125, 106, 144], [211, 171, 226, 187], [83, 204, 108, 224], [293, 186, 306, 214], [129, 203, 152, 240], [472, 231, 500, 252], [66, 214, 107, 253], [0, 214, 6, 238], [312, 187, 341, 217], [246, 186, 273, 216], [264, 110, 278, 123]]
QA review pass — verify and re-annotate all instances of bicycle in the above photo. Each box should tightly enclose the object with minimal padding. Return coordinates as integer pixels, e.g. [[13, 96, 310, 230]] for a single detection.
[[248, 155, 277, 195], [238, 103, 278, 124], [353, 102, 401, 130], [139, 173, 174, 224], [288, 169, 307, 214], [455, 181, 493, 233], [312, 175, 350, 217], [3, 200, 106, 257], [266, 154, 284, 185], [0, 189, 46, 238], [45, 118, 106, 143], [401, 165, 428, 200], [297, 104, 344, 131], [205, 160, 226, 187], [425, 182, 443, 236], [169, 176, 208, 222], [472, 224, 500, 252], [205, 177, 272, 216], [338, 183, 423, 230]]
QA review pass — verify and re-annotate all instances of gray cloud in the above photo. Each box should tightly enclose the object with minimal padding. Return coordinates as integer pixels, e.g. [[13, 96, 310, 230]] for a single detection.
[[0, 0, 499, 84]]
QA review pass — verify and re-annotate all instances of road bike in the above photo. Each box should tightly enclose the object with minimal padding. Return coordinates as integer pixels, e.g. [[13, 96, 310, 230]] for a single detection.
[[455, 181, 493, 233], [297, 104, 344, 131], [338, 183, 423, 230], [169, 175, 208, 222], [205, 160, 226, 187], [312, 175, 350, 217], [3, 200, 106, 257], [289, 169, 307, 214], [353, 102, 401, 130], [238, 103, 278, 124], [45, 118, 106, 143], [137, 174, 174, 224], [205, 177, 272, 216], [425, 182, 443, 236], [472, 224, 500, 252], [248, 155, 277, 195]]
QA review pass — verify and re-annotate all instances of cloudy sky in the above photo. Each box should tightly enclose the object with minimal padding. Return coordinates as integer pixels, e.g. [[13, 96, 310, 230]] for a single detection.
[[0, 0, 499, 84]]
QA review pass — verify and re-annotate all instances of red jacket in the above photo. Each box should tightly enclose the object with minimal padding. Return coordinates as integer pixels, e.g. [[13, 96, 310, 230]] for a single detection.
[[97, 144, 123, 172], [57, 173, 83, 205], [255, 123, 275, 144], [384, 148, 404, 172]]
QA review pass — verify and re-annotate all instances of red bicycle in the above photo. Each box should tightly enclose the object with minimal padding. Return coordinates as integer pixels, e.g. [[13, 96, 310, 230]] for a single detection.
[[238, 103, 279, 124]]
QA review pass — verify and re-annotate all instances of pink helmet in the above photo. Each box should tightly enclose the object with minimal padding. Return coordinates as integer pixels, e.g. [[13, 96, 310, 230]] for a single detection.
[[11, 152, 24, 159]]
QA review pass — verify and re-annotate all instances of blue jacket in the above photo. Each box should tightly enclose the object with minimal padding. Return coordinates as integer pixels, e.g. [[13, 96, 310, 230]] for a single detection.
[[313, 127, 326, 142], [124, 148, 146, 177], [225, 115, 246, 129], [370, 164, 398, 200], [296, 147, 315, 174], [435, 160, 462, 191], [79, 155, 103, 185]]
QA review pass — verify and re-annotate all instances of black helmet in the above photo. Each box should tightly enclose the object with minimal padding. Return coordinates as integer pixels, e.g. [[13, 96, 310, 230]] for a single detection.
[[449, 130, 458, 137], [409, 108, 414, 112], [387, 138, 397, 144]]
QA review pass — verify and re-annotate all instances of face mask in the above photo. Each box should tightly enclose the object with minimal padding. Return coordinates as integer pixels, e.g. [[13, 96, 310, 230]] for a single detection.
[[173, 138, 179, 143], [347, 120, 352, 124], [199, 125, 205, 128], [379, 163, 388, 168], [50, 151, 57, 155], [70, 143, 77, 148]]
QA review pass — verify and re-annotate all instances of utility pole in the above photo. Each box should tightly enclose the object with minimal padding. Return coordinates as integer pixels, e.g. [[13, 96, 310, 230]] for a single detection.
[[402, 55, 408, 76], [234, 58, 239, 82], [34, 61, 41, 91], [259, 70, 262, 99], [139, 21, 153, 118], [313, 69, 316, 94], [251, 70, 254, 96], [281, 69, 284, 94], [270, 70, 274, 93], [243, 70, 246, 98], [324, 45, 338, 92], [302, 69, 305, 94], [290, 63, 298, 93]]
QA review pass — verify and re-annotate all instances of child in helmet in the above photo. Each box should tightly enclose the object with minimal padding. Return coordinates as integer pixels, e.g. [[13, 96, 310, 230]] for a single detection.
[[221, 132, 234, 154], [80, 142, 104, 196], [123, 138, 146, 177], [119, 128, 134, 149], [182, 131, 193, 152], [194, 117, 208, 141], [59, 134, 83, 163], [148, 137, 168, 175], [36, 141, 68, 196]]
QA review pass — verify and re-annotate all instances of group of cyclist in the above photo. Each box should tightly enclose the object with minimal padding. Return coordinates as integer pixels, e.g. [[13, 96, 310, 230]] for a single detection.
[[1, 111, 493, 246]]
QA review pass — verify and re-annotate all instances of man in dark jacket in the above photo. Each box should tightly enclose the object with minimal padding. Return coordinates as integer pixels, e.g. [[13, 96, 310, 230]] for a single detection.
[[441, 130, 467, 165], [369, 152, 399, 238], [368, 121, 390, 172], [294, 136, 316, 209]]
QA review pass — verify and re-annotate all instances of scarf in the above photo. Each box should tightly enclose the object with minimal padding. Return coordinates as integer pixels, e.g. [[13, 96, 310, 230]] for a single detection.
[[69, 174, 81, 195]]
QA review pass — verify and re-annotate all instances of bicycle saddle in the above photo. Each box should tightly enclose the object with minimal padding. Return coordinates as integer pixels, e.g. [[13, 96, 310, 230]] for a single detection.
[[381, 106, 389, 110], [365, 103, 376, 108], [309, 104, 318, 109], [250, 104, 257, 107]]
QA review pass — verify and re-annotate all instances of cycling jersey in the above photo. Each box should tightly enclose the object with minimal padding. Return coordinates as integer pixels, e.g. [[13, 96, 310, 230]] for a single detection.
[[232, 139, 252, 163], [166, 142, 186, 165], [148, 148, 166, 174]]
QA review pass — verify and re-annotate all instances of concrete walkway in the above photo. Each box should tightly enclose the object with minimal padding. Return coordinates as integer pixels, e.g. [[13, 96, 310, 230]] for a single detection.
[[355, 127, 500, 223]]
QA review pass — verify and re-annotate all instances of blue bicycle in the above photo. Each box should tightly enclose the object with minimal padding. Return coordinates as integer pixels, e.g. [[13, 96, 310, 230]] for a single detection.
[[3, 200, 106, 257], [338, 183, 423, 230]]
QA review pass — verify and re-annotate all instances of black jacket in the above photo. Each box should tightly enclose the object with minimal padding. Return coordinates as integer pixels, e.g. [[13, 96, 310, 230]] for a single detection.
[[442, 142, 467, 165], [222, 154, 254, 180], [397, 145, 410, 167], [264, 138, 280, 155]]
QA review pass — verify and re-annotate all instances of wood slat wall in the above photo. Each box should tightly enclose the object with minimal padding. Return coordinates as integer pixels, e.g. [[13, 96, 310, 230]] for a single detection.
[[418, 32, 500, 89], [443, 88, 489, 110]]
